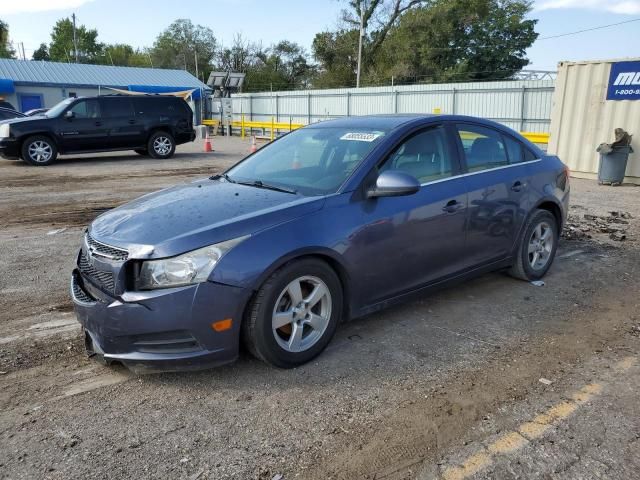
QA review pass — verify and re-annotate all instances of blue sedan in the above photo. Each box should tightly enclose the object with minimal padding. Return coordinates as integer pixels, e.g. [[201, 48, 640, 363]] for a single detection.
[[71, 115, 569, 372]]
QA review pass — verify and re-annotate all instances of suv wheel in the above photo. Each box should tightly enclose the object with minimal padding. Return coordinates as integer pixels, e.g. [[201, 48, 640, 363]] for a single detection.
[[508, 209, 559, 281], [21, 135, 58, 166], [148, 131, 175, 159], [242, 259, 343, 368]]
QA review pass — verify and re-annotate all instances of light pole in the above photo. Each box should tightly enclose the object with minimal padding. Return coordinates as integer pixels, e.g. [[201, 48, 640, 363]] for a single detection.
[[356, 1, 365, 88], [72, 13, 78, 63]]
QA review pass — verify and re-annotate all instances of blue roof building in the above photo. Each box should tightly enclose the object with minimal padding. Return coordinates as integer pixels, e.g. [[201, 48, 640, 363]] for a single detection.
[[0, 59, 211, 120]]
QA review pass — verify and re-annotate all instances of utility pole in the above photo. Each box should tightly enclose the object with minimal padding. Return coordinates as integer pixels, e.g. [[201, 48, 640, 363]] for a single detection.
[[72, 13, 79, 63], [20, 42, 26, 60], [194, 50, 199, 80], [356, 0, 365, 88]]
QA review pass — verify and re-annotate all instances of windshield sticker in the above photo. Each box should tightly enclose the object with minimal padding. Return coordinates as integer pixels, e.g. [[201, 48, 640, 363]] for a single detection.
[[340, 132, 382, 142]]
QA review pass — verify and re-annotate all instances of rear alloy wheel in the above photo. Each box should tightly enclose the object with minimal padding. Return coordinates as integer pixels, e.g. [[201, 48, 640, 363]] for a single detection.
[[508, 209, 559, 281], [21, 135, 58, 166], [147, 131, 175, 159], [243, 259, 343, 368]]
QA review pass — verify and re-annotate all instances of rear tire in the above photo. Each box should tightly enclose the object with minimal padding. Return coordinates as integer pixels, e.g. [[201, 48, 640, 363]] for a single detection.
[[21, 135, 58, 166], [508, 209, 558, 281], [147, 131, 175, 159], [242, 258, 343, 368]]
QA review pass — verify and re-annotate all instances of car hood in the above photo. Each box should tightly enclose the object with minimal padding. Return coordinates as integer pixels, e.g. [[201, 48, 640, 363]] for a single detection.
[[89, 179, 325, 258], [3, 115, 48, 127]]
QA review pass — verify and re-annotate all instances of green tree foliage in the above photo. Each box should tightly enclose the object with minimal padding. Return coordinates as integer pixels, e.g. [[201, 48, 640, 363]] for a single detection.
[[101, 44, 152, 67], [150, 19, 216, 81], [32, 43, 50, 61], [0, 20, 16, 59], [216, 35, 314, 91], [313, 0, 537, 86], [311, 0, 428, 87], [48, 17, 103, 63], [312, 30, 360, 88], [377, 0, 538, 83]]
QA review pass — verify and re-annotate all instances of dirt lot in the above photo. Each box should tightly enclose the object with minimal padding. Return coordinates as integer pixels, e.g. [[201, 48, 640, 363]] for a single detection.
[[1, 138, 639, 480]]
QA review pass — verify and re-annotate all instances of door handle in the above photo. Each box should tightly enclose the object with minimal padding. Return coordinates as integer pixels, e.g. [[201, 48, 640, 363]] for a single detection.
[[511, 181, 525, 192], [442, 199, 463, 213], [94, 121, 102, 126], [128, 119, 136, 124]]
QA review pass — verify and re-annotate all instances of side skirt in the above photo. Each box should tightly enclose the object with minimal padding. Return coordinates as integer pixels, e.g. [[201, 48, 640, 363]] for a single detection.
[[351, 257, 514, 320]]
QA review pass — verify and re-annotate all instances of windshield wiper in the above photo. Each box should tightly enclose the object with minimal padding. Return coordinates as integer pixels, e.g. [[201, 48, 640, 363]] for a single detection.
[[236, 179, 297, 194], [210, 173, 236, 183]]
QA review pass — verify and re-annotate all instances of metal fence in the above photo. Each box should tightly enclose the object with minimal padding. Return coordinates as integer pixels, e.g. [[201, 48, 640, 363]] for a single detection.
[[232, 79, 555, 133]]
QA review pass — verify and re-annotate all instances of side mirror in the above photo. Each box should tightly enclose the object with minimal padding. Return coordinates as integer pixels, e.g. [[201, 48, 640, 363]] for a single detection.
[[65, 110, 75, 120], [367, 170, 421, 198]]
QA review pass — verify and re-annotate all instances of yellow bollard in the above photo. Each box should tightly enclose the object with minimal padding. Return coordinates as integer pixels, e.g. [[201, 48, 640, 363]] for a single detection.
[[270, 116, 275, 141], [241, 114, 245, 139]]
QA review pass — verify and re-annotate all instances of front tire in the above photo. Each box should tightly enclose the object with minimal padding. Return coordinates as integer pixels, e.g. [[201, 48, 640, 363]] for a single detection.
[[21, 135, 58, 166], [508, 209, 559, 281], [242, 259, 343, 368], [147, 131, 175, 159]]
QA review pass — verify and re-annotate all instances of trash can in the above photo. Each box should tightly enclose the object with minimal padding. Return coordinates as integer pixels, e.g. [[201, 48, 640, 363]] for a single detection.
[[598, 146, 633, 185]]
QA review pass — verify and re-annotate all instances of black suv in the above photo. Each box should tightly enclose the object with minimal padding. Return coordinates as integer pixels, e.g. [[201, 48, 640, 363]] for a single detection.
[[0, 95, 196, 166]]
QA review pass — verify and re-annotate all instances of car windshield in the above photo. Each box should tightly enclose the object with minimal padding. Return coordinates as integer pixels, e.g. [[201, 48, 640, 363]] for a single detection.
[[225, 127, 387, 196], [45, 98, 76, 118]]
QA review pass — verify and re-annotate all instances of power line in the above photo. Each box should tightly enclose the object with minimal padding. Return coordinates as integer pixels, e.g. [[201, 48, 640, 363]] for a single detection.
[[538, 18, 640, 40]]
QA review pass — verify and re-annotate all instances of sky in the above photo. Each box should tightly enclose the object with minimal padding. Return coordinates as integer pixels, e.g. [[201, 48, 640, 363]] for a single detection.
[[2, 0, 640, 73]]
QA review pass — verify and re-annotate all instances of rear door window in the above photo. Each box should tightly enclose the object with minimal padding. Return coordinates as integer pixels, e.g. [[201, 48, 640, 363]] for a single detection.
[[456, 124, 508, 172], [503, 135, 525, 164], [133, 98, 180, 116], [102, 97, 134, 118]]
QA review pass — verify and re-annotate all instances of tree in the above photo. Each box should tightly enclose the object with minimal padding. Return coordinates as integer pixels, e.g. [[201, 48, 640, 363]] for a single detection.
[[48, 17, 103, 63], [312, 30, 360, 88], [340, 0, 430, 60], [312, 1, 428, 87], [0, 20, 16, 59], [100, 44, 151, 67], [215, 34, 314, 91], [150, 19, 216, 80], [377, 0, 538, 83], [32, 43, 50, 61]]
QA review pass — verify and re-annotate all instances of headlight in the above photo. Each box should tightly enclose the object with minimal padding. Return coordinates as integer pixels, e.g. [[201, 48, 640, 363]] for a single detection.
[[0, 124, 10, 139], [135, 235, 249, 290]]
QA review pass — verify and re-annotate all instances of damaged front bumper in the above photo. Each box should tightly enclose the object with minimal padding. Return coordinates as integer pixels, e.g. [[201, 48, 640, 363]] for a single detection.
[[71, 270, 249, 373]]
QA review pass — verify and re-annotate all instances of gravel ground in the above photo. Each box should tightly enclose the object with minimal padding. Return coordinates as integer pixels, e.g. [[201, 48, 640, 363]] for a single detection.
[[0, 138, 639, 480]]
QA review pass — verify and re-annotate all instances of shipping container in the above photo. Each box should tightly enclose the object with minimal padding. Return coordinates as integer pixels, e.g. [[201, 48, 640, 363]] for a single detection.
[[548, 58, 640, 184]]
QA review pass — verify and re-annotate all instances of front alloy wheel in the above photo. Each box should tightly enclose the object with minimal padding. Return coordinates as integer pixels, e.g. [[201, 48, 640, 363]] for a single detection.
[[243, 258, 343, 368], [21, 135, 58, 166], [272, 276, 332, 353]]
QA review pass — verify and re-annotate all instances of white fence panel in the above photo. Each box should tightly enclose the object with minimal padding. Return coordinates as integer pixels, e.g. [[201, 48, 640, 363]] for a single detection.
[[229, 79, 555, 133]]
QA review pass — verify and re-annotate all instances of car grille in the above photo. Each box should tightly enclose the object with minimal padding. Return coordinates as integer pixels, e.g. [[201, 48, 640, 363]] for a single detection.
[[71, 272, 96, 304], [86, 233, 128, 261], [78, 252, 115, 293]]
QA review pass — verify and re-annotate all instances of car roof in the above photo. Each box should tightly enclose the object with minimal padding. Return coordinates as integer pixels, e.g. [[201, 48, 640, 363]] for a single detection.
[[304, 114, 543, 154], [305, 114, 520, 133], [307, 114, 435, 131]]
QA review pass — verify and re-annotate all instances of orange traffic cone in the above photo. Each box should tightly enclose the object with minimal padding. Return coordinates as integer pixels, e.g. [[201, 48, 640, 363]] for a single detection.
[[204, 132, 213, 152], [249, 136, 257, 153]]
